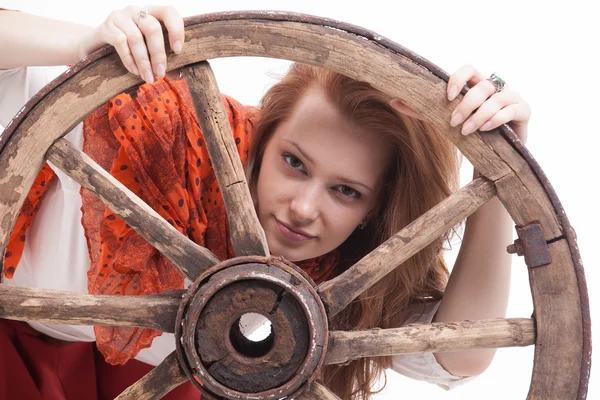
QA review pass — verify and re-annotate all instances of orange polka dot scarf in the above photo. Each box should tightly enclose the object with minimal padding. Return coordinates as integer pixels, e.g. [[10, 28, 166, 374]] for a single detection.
[[4, 77, 339, 364]]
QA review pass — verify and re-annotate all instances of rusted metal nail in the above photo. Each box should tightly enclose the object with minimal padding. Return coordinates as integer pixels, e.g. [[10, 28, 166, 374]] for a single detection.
[[507, 223, 552, 268], [507, 240, 524, 256]]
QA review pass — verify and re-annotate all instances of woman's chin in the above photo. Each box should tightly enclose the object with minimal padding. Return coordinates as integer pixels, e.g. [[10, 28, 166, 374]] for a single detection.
[[265, 226, 327, 262]]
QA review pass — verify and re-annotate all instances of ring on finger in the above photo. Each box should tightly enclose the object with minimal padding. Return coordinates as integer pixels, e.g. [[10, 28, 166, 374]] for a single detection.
[[136, 8, 151, 25], [487, 72, 506, 93]]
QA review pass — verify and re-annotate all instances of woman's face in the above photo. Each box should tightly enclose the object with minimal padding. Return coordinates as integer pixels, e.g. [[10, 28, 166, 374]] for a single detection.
[[256, 87, 392, 262]]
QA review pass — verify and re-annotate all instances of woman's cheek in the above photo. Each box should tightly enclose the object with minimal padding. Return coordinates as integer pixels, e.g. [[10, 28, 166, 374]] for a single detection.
[[337, 200, 370, 235]]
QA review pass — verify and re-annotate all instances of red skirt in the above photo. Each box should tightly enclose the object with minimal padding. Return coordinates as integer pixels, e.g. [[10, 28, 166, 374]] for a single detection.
[[0, 319, 199, 400]]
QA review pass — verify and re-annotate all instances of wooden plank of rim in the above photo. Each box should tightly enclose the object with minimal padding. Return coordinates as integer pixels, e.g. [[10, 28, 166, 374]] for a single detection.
[[47, 139, 219, 281], [116, 351, 190, 400], [183, 61, 269, 257], [297, 381, 342, 400], [318, 177, 496, 317], [479, 130, 562, 239], [0, 285, 182, 333], [325, 318, 535, 365], [527, 238, 583, 399]]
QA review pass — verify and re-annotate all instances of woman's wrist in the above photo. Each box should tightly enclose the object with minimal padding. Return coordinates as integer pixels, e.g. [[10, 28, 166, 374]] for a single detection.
[[76, 28, 104, 62]]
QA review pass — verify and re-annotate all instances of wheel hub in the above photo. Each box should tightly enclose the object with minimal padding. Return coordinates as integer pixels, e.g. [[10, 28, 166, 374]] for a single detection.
[[175, 256, 328, 399]]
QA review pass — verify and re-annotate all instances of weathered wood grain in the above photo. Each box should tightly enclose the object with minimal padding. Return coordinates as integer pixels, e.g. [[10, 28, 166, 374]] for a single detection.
[[47, 139, 219, 281], [318, 178, 496, 317], [527, 239, 583, 399], [183, 62, 269, 257], [480, 130, 562, 239], [295, 381, 341, 400], [0, 285, 182, 332], [116, 351, 190, 400], [325, 318, 535, 365]]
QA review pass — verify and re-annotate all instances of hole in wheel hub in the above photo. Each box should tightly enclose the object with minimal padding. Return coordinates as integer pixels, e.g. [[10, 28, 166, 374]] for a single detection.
[[229, 312, 275, 357]]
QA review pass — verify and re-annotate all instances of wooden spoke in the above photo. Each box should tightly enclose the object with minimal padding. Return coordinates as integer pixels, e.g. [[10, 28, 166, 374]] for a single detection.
[[325, 318, 535, 365], [183, 61, 269, 257], [46, 139, 219, 281], [116, 351, 189, 400], [318, 178, 496, 317], [0, 285, 182, 333], [296, 381, 341, 400]]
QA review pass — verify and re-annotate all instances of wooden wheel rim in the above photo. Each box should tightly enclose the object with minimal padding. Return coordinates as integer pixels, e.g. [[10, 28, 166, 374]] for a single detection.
[[0, 11, 590, 399]]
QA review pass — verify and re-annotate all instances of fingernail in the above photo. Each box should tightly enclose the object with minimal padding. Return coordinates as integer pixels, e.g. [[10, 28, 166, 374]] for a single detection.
[[480, 121, 492, 131], [448, 85, 458, 101], [173, 40, 182, 54], [450, 112, 463, 127], [462, 122, 475, 135], [156, 64, 166, 79], [143, 70, 154, 84]]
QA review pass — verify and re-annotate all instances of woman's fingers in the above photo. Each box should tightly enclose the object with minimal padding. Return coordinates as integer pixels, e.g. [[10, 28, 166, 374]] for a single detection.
[[461, 90, 523, 134], [134, 12, 167, 81], [480, 101, 531, 133], [447, 64, 485, 101], [147, 5, 185, 55], [110, 11, 153, 83], [446, 65, 531, 141], [478, 103, 520, 131], [450, 78, 497, 133], [99, 5, 185, 84], [102, 22, 138, 76]]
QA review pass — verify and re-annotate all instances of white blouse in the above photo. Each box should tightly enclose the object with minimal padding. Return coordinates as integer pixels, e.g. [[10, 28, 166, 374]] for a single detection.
[[0, 66, 471, 389]]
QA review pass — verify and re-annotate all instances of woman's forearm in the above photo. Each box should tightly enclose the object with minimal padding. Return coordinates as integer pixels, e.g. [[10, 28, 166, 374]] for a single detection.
[[432, 180, 513, 377], [0, 10, 93, 68]]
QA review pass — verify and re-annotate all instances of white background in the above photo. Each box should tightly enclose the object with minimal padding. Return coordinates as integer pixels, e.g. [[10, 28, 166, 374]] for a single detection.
[[2, 1, 598, 399]]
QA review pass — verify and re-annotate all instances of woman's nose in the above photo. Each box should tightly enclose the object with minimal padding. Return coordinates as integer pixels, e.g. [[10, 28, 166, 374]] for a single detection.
[[289, 185, 320, 224]]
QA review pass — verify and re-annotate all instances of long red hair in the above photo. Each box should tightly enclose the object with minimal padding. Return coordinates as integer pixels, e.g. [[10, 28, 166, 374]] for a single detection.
[[246, 63, 460, 399]]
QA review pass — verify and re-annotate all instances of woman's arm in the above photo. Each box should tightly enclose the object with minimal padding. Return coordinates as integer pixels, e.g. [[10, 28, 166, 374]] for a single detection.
[[0, 6, 184, 83], [0, 10, 92, 68], [432, 190, 513, 376], [430, 65, 531, 377]]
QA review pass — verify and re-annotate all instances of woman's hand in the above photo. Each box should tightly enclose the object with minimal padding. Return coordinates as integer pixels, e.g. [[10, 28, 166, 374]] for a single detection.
[[447, 65, 531, 144], [78, 5, 185, 84]]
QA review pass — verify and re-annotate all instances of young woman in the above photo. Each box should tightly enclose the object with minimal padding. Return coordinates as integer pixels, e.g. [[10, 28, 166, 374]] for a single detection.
[[0, 5, 531, 400]]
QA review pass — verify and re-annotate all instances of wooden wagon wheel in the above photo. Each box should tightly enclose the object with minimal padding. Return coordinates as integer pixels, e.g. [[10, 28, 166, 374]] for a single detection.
[[0, 11, 591, 400]]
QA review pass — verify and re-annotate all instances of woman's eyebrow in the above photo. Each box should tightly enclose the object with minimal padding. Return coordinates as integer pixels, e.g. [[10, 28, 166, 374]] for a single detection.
[[336, 177, 373, 192], [283, 139, 314, 164]]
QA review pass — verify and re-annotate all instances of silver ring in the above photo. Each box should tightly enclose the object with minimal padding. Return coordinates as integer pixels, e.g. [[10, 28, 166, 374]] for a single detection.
[[487, 72, 506, 93], [136, 8, 150, 25]]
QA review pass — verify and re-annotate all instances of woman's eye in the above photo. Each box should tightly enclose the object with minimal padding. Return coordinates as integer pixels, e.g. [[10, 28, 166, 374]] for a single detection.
[[283, 153, 306, 172], [337, 185, 361, 199]]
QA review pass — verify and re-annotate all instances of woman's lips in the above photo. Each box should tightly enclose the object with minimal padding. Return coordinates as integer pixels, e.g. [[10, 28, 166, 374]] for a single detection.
[[275, 219, 315, 242]]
